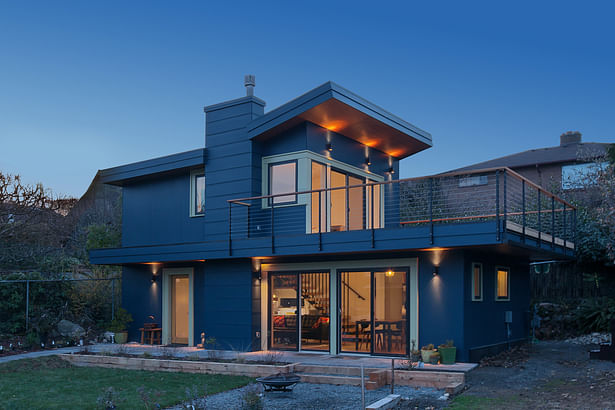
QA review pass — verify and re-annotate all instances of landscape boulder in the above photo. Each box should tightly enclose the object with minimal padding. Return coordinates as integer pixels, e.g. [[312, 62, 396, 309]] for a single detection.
[[57, 319, 85, 339]]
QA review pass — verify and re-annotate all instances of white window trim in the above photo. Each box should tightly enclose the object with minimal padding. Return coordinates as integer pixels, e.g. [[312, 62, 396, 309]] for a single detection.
[[190, 169, 205, 217], [471, 262, 483, 302], [261, 150, 385, 233], [495, 266, 510, 302]]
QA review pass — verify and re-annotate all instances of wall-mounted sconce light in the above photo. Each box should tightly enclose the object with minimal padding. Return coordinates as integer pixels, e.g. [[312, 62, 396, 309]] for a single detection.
[[433, 266, 439, 276], [326, 142, 333, 152], [385, 270, 395, 277], [387, 166, 395, 174], [365, 157, 371, 166], [151, 273, 158, 283]]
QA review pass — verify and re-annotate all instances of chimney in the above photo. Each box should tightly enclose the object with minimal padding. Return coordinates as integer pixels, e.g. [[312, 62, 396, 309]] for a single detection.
[[560, 131, 582, 146], [244, 74, 255, 96]]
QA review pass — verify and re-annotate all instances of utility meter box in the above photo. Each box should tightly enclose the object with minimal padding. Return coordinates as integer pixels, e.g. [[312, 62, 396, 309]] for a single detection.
[[505, 311, 513, 323]]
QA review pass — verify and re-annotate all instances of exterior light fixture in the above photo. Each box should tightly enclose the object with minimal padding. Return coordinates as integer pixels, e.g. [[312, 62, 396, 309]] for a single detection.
[[387, 166, 395, 174], [385, 270, 395, 277], [151, 274, 157, 283], [365, 157, 371, 166], [433, 266, 439, 276], [326, 143, 333, 152]]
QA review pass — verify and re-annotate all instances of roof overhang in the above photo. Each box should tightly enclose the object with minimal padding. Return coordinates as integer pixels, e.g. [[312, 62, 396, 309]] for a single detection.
[[99, 148, 206, 186], [247, 82, 432, 159]]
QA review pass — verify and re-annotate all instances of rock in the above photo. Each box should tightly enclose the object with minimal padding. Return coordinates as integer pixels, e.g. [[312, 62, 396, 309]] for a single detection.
[[57, 320, 85, 339]]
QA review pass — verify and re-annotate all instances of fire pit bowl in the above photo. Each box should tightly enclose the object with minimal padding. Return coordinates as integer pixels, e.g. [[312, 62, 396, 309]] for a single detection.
[[256, 373, 301, 392]]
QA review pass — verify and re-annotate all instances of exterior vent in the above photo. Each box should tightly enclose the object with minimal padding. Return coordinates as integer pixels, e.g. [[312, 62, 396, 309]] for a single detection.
[[245, 74, 256, 96]]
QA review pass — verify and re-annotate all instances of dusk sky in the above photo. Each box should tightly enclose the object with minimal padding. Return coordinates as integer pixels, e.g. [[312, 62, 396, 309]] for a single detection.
[[1, 1, 613, 198]]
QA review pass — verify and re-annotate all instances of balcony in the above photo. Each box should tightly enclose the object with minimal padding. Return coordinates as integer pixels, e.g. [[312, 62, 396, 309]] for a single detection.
[[228, 168, 576, 257]]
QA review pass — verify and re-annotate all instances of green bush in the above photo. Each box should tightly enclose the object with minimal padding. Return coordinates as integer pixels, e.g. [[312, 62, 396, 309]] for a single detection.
[[575, 297, 615, 333]]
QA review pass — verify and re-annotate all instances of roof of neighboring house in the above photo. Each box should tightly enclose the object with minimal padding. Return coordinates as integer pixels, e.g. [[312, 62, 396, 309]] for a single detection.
[[453, 141, 611, 172], [247, 81, 432, 159]]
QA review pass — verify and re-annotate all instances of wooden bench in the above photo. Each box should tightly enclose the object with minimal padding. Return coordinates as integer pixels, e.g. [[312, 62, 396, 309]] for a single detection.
[[139, 324, 162, 345]]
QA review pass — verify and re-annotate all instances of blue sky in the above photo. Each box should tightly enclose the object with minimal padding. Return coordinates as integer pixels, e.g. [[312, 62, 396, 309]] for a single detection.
[[1, 1, 613, 197]]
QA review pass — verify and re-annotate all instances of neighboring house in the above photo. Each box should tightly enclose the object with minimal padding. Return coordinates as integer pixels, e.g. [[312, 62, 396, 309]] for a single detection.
[[452, 131, 611, 205], [89, 79, 575, 362]]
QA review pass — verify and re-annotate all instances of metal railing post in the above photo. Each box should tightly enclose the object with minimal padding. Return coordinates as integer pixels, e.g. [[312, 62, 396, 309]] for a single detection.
[[318, 191, 322, 251], [522, 180, 526, 242], [429, 178, 434, 245], [496, 171, 500, 241], [228, 202, 233, 256], [563, 203, 567, 251], [551, 196, 555, 249], [503, 171, 507, 234], [247, 203, 251, 239], [371, 184, 375, 248], [271, 201, 275, 253], [573, 208, 577, 247]]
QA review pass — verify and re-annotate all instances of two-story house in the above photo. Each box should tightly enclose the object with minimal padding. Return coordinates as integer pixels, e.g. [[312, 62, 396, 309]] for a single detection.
[[90, 78, 575, 362]]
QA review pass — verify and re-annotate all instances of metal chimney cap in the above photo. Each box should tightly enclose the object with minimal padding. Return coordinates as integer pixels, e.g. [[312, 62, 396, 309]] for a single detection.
[[244, 75, 255, 96]]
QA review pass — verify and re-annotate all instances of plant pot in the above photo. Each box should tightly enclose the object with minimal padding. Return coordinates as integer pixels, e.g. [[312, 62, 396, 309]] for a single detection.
[[114, 331, 128, 344], [421, 349, 434, 362], [429, 353, 440, 365], [439, 346, 456, 364]]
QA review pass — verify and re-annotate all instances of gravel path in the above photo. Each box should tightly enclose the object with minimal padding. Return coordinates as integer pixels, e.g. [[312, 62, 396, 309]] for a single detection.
[[169, 382, 446, 410]]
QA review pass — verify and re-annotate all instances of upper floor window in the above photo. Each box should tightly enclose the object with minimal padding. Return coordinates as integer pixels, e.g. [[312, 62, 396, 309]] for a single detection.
[[190, 169, 205, 217], [561, 162, 607, 190], [495, 267, 510, 301], [269, 161, 297, 204], [471, 263, 483, 301]]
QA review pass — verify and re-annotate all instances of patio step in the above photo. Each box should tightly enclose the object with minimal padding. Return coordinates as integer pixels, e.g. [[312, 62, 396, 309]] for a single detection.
[[296, 373, 381, 390], [294, 364, 381, 377]]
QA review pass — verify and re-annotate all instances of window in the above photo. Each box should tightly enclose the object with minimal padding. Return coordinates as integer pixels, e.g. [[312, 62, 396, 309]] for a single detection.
[[190, 170, 205, 216], [459, 175, 488, 187], [561, 162, 607, 190], [495, 267, 510, 301], [269, 161, 297, 204], [471, 263, 483, 301]]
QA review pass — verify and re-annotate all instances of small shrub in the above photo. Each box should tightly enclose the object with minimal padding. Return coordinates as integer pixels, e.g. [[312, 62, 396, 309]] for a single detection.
[[576, 297, 615, 333], [240, 384, 263, 410], [137, 386, 161, 409], [262, 350, 284, 365], [96, 387, 123, 409], [184, 384, 207, 409]]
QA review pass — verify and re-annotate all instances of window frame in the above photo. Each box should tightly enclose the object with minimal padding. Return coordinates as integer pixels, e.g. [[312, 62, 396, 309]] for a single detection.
[[190, 169, 205, 217], [471, 262, 483, 302], [268, 159, 298, 205], [494, 266, 510, 302]]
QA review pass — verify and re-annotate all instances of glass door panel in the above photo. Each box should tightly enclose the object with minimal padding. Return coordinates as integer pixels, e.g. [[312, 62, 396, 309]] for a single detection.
[[311, 162, 327, 233], [373, 271, 407, 355], [270, 274, 298, 350], [348, 175, 364, 230], [367, 184, 381, 229], [171, 275, 189, 344], [340, 271, 371, 353], [330, 170, 347, 232], [300, 272, 330, 351]]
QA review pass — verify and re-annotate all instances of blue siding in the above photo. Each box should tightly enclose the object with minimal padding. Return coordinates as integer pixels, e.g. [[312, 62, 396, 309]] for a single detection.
[[199, 259, 254, 350], [122, 264, 162, 343], [122, 172, 204, 246]]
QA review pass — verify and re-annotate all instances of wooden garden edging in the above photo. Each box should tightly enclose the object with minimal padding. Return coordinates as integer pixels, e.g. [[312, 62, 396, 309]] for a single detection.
[[59, 354, 296, 377]]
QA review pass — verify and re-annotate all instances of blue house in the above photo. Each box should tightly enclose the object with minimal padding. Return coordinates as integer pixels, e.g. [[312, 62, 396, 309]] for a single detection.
[[90, 78, 576, 362]]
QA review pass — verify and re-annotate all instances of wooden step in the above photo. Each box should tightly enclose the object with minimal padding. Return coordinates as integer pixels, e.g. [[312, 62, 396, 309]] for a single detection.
[[294, 364, 381, 376], [297, 373, 381, 390]]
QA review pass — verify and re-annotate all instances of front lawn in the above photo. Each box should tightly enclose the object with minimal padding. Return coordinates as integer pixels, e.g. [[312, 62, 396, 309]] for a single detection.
[[0, 356, 252, 409]]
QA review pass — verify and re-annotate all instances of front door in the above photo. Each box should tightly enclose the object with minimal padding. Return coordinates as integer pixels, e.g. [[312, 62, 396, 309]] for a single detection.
[[171, 275, 190, 344]]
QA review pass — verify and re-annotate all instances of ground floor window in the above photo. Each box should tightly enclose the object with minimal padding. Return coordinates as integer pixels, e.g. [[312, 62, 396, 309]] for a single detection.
[[339, 269, 408, 356], [495, 267, 510, 301], [472, 263, 483, 301], [269, 271, 330, 351]]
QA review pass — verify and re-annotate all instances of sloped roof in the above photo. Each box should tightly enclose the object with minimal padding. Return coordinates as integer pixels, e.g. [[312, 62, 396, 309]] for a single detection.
[[247, 81, 432, 159], [453, 142, 610, 172]]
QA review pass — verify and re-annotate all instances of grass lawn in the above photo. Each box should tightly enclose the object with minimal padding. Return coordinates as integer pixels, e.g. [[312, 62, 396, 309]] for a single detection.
[[0, 356, 252, 409]]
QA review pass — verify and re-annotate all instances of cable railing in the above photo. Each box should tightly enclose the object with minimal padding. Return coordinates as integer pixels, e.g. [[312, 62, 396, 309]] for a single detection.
[[227, 167, 576, 255]]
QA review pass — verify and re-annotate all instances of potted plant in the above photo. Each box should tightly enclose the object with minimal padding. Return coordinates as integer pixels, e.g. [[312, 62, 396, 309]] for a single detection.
[[108, 308, 133, 344], [429, 351, 440, 365], [420, 343, 435, 363], [438, 340, 457, 364]]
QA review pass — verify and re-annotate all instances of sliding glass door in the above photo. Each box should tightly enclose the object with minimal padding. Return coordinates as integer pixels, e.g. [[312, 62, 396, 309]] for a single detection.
[[270, 271, 330, 351], [339, 269, 408, 356]]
